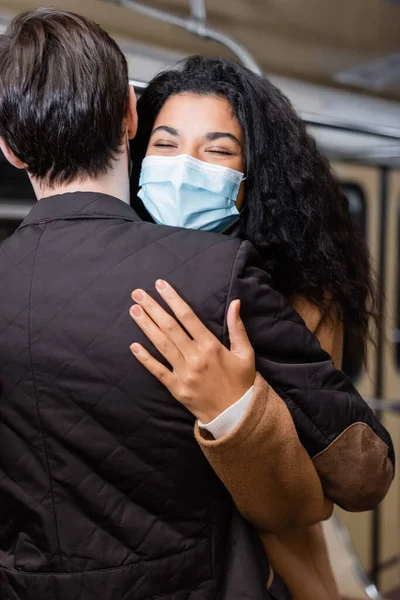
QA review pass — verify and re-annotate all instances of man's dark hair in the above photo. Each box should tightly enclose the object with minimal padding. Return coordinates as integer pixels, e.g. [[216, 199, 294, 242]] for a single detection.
[[0, 8, 129, 185]]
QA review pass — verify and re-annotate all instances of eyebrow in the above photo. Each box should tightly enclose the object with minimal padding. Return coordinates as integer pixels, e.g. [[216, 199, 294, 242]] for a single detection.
[[205, 132, 241, 146], [151, 126, 241, 147], [151, 126, 180, 137]]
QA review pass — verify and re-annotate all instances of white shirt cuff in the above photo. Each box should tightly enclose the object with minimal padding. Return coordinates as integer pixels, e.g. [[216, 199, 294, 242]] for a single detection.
[[198, 386, 254, 439]]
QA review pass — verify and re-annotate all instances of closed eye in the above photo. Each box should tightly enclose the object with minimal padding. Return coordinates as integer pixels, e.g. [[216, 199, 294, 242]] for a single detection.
[[207, 149, 234, 156], [154, 143, 177, 148]]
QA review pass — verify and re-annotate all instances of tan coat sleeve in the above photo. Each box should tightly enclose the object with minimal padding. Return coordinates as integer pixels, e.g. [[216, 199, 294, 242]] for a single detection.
[[195, 295, 392, 534]]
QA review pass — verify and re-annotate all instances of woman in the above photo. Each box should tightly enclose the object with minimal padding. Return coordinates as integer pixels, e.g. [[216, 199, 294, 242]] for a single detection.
[[128, 56, 393, 599]]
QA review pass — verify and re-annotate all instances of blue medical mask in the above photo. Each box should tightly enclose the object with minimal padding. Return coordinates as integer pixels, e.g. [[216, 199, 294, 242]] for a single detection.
[[138, 154, 244, 232]]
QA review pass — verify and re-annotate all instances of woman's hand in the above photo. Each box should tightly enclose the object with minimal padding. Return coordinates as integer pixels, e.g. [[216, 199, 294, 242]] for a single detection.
[[129, 280, 256, 424]]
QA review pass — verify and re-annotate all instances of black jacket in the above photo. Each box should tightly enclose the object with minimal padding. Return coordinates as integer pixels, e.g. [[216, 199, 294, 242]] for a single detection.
[[0, 192, 393, 600]]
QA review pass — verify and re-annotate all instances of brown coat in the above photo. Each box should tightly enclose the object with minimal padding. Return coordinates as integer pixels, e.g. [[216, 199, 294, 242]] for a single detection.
[[195, 297, 393, 600]]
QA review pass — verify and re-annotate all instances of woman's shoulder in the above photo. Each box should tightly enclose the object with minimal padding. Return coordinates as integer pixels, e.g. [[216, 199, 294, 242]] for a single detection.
[[292, 294, 341, 331], [292, 294, 344, 368]]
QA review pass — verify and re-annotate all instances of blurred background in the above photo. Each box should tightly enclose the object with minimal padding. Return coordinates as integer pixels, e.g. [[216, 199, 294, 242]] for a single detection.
[[0, 1, 399, 598]]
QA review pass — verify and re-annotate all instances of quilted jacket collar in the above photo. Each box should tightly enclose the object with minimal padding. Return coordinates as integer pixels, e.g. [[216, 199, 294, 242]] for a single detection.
[[19, 191, 140, 228]]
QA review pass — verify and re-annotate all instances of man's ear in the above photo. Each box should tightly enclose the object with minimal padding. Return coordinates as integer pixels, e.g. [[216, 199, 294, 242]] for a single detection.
[[126, 85, 138, 140], [0, 138, 25, 169]]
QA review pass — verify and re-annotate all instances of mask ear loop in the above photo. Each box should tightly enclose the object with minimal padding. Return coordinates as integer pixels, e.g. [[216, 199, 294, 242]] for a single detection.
[[239, 175, 247, 215]]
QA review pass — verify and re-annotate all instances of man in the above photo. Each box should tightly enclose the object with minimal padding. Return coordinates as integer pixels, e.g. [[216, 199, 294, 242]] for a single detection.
[[0, 8, 393, 600]]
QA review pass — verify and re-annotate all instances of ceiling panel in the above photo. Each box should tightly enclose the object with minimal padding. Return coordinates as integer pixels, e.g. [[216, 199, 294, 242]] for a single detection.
[[0, 0, 399, 98]]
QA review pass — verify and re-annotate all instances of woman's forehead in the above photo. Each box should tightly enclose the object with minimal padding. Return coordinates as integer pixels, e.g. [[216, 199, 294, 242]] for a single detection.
[[154, 93, 242, 137]]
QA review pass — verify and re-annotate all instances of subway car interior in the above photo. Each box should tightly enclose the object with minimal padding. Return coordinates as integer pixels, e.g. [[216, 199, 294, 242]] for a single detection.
[[0, 0, 399, 598]]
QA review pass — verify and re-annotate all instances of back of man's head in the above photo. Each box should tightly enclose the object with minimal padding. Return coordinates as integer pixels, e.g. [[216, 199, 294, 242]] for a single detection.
[[0, 8, 129, 186]]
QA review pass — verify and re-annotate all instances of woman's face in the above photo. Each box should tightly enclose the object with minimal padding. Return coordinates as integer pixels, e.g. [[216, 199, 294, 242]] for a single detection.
[[146, 93, 246, 209]]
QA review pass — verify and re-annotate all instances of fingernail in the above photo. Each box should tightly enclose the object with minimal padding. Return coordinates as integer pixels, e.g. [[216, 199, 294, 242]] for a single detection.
[[130, 305, 142, 318], [155, 279, 167, 291], [130, 343, 141, 354], [132, 289, 145, 302]]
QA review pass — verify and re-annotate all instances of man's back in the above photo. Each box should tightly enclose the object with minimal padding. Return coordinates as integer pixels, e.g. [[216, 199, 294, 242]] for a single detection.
[[0, 192, 273, 599]]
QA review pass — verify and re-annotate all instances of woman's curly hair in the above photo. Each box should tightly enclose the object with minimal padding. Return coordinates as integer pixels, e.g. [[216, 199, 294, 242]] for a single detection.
[[130, 55, 378, 370]]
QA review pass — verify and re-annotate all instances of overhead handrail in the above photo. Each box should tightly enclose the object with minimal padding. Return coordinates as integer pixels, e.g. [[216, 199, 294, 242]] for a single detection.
[[109, 0, 263, 75], [0, 200, 35, 221], [306, 114, 400, 142], [189, 0, 206, 25], [366, 398, 400, 412]]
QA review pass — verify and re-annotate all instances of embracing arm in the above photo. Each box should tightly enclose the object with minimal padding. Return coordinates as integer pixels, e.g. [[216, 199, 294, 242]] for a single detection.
[[194, 297, 341, 533], [194, 297, 346, 532]]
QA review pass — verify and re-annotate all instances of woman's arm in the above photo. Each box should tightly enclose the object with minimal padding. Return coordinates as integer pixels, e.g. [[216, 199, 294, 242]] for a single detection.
[[197, 296, 392, 524], [195, 298, 343, 532], [194, 298, 345, 532], [129, 273, 392, 525]]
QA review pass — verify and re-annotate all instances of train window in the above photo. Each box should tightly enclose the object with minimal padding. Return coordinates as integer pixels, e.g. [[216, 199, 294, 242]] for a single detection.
[[342, 183, 367, 237], [396, 199, 400, 369], [341, 183, 367, 380]]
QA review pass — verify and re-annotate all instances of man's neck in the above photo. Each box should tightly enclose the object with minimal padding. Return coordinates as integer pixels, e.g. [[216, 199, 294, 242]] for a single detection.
[[29, 156, 131, 205]]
